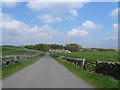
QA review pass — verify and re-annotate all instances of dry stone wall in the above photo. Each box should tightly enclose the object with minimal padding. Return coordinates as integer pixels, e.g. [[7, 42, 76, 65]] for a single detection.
[[0, 53, 44, 66], [59, 56, 86, 67], [95, 61, 120, 80], [59, 56, 120, 80]]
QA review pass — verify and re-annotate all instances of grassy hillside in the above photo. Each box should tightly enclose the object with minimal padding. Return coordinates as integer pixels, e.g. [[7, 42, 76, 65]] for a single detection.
[[1, 45, 42, 55], [51, 52, 119, 62]]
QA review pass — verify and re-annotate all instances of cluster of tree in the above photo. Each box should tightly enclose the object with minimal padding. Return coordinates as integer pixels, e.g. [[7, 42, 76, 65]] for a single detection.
[[25, 43, 82, 52], [25, 44, 50, 52], [65, 44, 81, 52]]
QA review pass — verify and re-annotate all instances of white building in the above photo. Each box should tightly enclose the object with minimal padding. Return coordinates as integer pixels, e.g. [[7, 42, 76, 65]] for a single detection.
[[49, 49, 71, 53]]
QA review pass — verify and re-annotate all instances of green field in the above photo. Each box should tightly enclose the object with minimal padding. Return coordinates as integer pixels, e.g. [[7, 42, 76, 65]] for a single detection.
[[1, 45, 42, 55], [51, 52, 119, 62]]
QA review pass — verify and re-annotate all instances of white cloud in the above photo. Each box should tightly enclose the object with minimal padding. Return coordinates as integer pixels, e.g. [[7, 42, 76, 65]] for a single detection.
[[109, 8, 120, 19], [107, 23, 118, 35], [1, 13, 30, 38], [82, 20, 102, 30], [1, 12, 61, 45], [27, 2, 84, 11], [70, 10, 79, 16], [105, 23, 118, 41], [30, 24, 60, 36], [67, 29, 88, 38], [0, 8, 2, 12], [27, 2, 87, 16], [27, 2, 89, 22], [104, 36, 117, 41], [66, 20, 102, 39], [113, 23, 118, 29], [0, 13, 14, 21], [2, 20, 29, 32], [1, 13, 28, 32], [37, 14, 62, 23], [112, 23, 118, 32]]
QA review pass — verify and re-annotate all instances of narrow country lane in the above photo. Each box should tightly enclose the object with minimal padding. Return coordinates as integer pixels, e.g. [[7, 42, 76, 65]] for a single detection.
[[2, 53, 93, 88]]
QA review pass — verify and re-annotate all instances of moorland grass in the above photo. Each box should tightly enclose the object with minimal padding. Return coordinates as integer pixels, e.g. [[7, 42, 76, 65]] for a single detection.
[[53, 57, 119, 88], [51, 52, 119, 62], [2, 55, 43, 79]]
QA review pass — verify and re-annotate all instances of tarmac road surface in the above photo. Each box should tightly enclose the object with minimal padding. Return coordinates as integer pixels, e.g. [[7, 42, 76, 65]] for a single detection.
[[2, 53, 93, 88]]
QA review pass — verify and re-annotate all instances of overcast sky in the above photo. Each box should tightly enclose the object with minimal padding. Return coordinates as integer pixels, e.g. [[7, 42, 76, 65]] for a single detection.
[[1, 1, 118, 48]]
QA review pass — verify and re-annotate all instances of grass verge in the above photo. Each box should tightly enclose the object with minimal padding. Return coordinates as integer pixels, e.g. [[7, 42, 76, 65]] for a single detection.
[[54, 57, 119, 88], [2, 55, 43, 79]]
